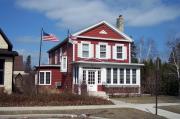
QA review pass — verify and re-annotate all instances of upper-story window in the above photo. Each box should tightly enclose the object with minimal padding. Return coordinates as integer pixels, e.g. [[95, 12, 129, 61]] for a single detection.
[[116, 46, 123, 59], [61, 56, 67, 72], [100, 45, 106, 58], [82, 43, 89, 58]]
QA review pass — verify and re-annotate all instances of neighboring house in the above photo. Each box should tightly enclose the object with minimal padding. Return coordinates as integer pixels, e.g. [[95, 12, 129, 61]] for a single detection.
[[36, 16, 143, 97], [0, 28, 18, 94], [13, 55, 28, 93]]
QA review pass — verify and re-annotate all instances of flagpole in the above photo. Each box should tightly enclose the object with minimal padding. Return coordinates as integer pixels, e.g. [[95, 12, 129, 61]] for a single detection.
[[37, 28, 43, 94]]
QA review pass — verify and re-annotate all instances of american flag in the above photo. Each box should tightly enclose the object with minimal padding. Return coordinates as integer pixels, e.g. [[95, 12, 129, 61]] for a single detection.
[[42, 31, 59, 42]]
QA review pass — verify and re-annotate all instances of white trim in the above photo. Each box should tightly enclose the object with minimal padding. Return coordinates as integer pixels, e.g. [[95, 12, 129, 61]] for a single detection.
[[35, 64, 60, 67], [61, 56, 67, 72], [77, 36, 131, 42], [114, 44, 124, 60], [129, 43, 131, 63], [38, 70, 52, 85], [99, 42, 108, 59], [73, 44, 75, 61], [81, 41, 91, 58], [73, 61, 144, 66], [99, 30, 107, 34], [73, 21, 133, 42]]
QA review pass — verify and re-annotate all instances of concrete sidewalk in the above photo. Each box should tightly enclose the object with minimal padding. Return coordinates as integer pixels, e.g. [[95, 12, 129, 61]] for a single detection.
[[0, 99, 180, 119]]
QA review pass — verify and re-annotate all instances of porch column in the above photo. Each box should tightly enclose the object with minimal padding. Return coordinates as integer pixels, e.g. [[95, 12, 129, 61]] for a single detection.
[[78, 66, 83, 95]]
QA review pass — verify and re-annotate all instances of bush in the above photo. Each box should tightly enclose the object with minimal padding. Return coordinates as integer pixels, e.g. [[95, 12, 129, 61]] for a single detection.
[[0, 93, 113, 107]]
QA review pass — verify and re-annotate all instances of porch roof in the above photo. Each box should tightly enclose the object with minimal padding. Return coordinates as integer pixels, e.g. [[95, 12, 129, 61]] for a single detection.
[[72, 61, 144, 66]]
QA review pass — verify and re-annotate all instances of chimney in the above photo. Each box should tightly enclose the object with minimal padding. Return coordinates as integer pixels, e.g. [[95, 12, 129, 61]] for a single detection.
[[116, 15, 124, 32]]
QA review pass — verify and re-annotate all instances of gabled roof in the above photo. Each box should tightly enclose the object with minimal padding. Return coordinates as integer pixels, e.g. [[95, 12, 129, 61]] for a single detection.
[[73, 20, 133, 42], [0, 28, 13, 50]]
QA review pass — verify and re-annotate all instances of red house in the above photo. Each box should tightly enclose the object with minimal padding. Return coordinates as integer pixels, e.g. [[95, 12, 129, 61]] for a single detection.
[[36, 16, 143, 97]]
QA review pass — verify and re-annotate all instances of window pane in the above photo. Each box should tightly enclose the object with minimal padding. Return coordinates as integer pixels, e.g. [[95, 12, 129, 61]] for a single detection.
[[113, 68, 117, 84], [40, 72, 44, 84], [46, 72, 50, 84], [0, 59, 4, 69], [100, 45, 106, 58], [83, 70, 86, 83], [120, 69, 124, 84], [63, 57, 66, 69], [98, 70, 101, 84], [82, 44, 89, 51], [132, 69, 136, 84], [117, 46, 122, 52], [83, 51, 89, 57], [106, 68, 111, 84], [0, 59, 4, 85], [126, 69, 130, 84], [117, 53, 122, 59], [0, 71, 4, 85]]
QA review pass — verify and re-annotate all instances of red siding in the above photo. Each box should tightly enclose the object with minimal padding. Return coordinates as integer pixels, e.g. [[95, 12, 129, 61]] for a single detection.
[[74, 38, 130, 63], [79, 23, 125, 39]]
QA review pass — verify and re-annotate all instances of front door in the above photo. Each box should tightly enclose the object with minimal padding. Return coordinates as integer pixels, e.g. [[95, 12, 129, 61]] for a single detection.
[[87, 70, 97, 91]]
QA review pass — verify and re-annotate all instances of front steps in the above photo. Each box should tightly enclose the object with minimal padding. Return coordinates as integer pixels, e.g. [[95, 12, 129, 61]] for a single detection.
[[88, 91, 109, 99]]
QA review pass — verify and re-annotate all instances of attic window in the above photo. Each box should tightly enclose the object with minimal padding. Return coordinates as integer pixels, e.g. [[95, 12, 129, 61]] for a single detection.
[[99, 30, 107, 34]]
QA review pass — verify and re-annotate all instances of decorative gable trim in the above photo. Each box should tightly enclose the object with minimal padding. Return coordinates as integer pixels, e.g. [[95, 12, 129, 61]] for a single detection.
[[73, 21, 133, 42], [99, 30, 107, 34]]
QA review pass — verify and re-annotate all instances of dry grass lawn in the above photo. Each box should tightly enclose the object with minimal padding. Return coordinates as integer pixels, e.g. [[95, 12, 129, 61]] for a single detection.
[[112, 95, 180, 104], [159, 105, 180, 114], [0, 108, 166, 119]]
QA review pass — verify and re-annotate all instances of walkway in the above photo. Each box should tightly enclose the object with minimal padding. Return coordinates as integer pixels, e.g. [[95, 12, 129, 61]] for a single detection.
[[0, 99, 180, 119]]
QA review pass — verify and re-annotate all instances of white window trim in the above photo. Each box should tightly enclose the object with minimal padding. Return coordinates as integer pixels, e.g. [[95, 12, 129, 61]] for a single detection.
[[39, 71, 51, 85], [61, 55, 67, 72], [115, 44, 124, 60], [99, 42, 108, 59], [81, 41, 90, 58]]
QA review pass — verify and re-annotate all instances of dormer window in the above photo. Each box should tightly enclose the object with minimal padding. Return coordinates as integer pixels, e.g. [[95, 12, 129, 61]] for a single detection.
[[82, 43, 89, 58], [100, 44, 106, 58]]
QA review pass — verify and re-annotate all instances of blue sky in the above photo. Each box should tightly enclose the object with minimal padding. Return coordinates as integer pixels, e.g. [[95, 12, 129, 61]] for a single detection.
[[0, 0, 180, 65]]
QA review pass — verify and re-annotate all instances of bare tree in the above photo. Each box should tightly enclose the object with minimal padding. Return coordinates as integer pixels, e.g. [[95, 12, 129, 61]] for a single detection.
[[167, 37, 180, 95]]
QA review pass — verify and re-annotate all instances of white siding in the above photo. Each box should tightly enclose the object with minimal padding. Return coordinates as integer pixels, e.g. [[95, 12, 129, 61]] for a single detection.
[[0, 34, 8, 49]]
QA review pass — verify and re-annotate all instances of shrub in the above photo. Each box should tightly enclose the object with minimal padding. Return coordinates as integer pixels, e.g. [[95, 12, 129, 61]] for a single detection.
[[0, 93, 113, 107]]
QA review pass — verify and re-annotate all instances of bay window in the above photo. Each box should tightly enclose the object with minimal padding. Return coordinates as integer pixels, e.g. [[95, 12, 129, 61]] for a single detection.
[[106, 68, 111, 84], [113, 68, 117, 84], [132, 69, 136, 84], [126, 69, 130, 84]]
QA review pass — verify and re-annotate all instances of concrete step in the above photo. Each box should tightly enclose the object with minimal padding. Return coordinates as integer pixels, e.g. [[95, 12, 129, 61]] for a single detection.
[[88, 91, 109, 99]]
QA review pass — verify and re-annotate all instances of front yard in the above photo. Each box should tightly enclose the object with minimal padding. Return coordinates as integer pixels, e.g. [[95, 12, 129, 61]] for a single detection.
[[159, 105, 180, 114], [0, 108, 166, 119], [111, 95, 180, 104], [0, 93, 112, 106]]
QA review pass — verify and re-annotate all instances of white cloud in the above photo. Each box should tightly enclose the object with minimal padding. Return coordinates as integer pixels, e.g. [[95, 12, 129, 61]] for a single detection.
[[16, 0, 180, 29]]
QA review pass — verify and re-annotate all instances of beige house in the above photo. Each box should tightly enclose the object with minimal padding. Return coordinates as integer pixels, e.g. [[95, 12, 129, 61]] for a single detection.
[[0, 28, 18, 94]]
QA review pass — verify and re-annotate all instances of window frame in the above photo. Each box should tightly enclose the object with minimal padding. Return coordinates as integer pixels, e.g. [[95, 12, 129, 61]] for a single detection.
[[106, 68, 111, 84], [61, 55, 67, 72], [120, 68, 124, 84], [126, 69, 130, 84], [132, 69, 136, 84], [81, 42, 90, 58], [99, 44, 107, 59], [116, 44, 123, 60], [39, 71, 51, 85]]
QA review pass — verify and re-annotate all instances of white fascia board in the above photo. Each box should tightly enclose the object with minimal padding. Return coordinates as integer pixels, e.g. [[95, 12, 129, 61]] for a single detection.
[[72, 20, 133, 42], [73, 61, 144, 66], [77, 36, 131, 42]]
